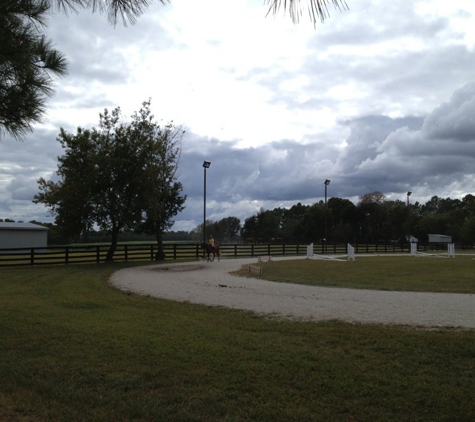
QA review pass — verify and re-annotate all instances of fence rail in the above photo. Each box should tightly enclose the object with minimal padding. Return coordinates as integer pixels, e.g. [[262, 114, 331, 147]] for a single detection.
[[0, 242, 466, 267]]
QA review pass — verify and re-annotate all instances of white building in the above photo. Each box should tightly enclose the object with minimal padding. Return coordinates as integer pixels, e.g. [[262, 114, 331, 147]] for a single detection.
[[0, 222, 49, 250]]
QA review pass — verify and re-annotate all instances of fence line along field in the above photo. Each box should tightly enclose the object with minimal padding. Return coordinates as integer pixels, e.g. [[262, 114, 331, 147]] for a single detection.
[[0, 241, 469, 267]]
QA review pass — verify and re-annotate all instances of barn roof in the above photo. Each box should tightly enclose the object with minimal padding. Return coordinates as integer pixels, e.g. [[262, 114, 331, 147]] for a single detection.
[[0, 222, 49, 231]]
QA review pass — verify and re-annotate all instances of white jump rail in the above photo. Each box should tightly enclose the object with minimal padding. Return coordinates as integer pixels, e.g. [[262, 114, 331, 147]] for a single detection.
[[307, 243, 355, 261], [411, 242, 455, 258]]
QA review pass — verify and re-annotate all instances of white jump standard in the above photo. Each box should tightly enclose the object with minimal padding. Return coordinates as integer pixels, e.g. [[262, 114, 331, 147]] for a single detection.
[[410, 242, 455, 258]]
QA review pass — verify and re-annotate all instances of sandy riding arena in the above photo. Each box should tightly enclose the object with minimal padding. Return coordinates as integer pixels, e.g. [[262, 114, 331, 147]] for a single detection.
[[109, 257, 475, 329]]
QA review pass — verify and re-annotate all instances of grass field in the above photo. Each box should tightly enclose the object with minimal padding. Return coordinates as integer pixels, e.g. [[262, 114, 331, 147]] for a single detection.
[[1, 260, 475, 421], [241, 254, 475, 293]]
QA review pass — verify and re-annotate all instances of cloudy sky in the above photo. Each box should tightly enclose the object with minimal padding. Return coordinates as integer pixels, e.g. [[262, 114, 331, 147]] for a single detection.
[[1, 0, 475, 231]]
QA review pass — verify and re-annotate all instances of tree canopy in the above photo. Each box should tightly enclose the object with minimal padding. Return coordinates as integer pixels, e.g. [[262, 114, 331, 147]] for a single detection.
[[239, 192, 475, 245], [265, 0, 349, 24], [34, 100, 186, 261], [47, 0, 167, 26], [0, 0, 68, 139]]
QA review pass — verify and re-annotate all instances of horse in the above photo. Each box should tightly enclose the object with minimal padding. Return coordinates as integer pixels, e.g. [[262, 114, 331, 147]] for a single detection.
[[201, 242, 221, 262]]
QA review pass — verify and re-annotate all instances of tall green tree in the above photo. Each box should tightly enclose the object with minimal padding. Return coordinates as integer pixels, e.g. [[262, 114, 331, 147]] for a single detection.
[[300, 202, 325, 243], [281, 202, 308, 242], [216, 217, 241, 242], [327, 197, 356, 243], [357, 191, 389, 242], [132, 106, 186, 260], [35, 100, 186, 261], [255, 208, 282, 241], [0, 0, 68, 139], [33, 125, 97, 241], [241, 215, 259, 241]]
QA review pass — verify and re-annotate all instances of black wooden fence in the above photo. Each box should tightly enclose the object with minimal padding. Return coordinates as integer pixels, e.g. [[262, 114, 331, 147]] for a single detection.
[[0, 242, 462, 267]]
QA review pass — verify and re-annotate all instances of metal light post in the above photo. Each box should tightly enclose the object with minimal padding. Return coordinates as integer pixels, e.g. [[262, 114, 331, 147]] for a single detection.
[[407, 191, 412, 206], [202, 161, 211, 243], [324, 179, 331, 252]]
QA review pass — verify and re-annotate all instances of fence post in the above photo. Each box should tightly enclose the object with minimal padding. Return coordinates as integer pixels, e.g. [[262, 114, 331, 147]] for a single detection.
[[30, 248, 34, 266], [173, 244, 177, 260], [65, 247, 69, 265], [96, 246, 100, 263], [124, 245, 128, 262]]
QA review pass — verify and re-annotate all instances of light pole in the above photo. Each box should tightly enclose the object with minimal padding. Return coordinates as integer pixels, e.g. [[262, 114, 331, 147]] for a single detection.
[[202, 161, 211, 243], [324, 179, 331, 252], [407, 191, 412, 206]]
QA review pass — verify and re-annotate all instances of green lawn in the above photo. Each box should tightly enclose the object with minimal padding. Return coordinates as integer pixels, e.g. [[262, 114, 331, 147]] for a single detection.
[[1, 262, 475, 421], [242, 255, 475, 293]]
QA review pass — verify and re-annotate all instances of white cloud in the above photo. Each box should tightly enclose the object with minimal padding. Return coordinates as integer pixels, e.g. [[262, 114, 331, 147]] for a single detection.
[[2, 0, 475, 231]]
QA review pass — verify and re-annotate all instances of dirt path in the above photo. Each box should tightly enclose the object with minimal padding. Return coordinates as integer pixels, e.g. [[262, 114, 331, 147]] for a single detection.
[[109, 257, 475, 328]]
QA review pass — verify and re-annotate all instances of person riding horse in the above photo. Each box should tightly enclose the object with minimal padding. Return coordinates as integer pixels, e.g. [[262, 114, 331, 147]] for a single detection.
[[201, 235, 220, 262]]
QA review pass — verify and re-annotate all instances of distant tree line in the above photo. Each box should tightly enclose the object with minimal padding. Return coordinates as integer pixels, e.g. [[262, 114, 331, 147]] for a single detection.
[[189, 217, 242, 243], [240, 192, 475, 245], [5, 191, 475, 247]]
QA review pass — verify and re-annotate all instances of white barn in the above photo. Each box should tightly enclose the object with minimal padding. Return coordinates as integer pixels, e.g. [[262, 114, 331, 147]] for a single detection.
[[0, 222, 49, 250], [428, 234, 452, 243]]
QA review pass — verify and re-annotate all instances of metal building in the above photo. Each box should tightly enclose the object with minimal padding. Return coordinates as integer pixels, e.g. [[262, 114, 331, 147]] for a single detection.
[[0, 222, 49, 250]]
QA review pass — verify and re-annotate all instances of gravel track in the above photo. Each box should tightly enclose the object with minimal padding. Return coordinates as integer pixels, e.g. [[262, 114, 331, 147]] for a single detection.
[[109, 257, 475, 328]]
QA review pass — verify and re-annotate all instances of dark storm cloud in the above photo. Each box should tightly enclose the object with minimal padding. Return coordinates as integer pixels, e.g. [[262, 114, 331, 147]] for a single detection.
[[336, 115, 424, 175], [3, 81, 475, 227], [175, 81, 475, 228], [422, 82, 475, 142], [346, 81, 475, 195]]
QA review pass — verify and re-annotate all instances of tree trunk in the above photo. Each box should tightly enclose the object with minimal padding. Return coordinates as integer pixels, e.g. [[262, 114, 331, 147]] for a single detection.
[[105, 226, 120, 262], [155, 229, 166, 260]]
